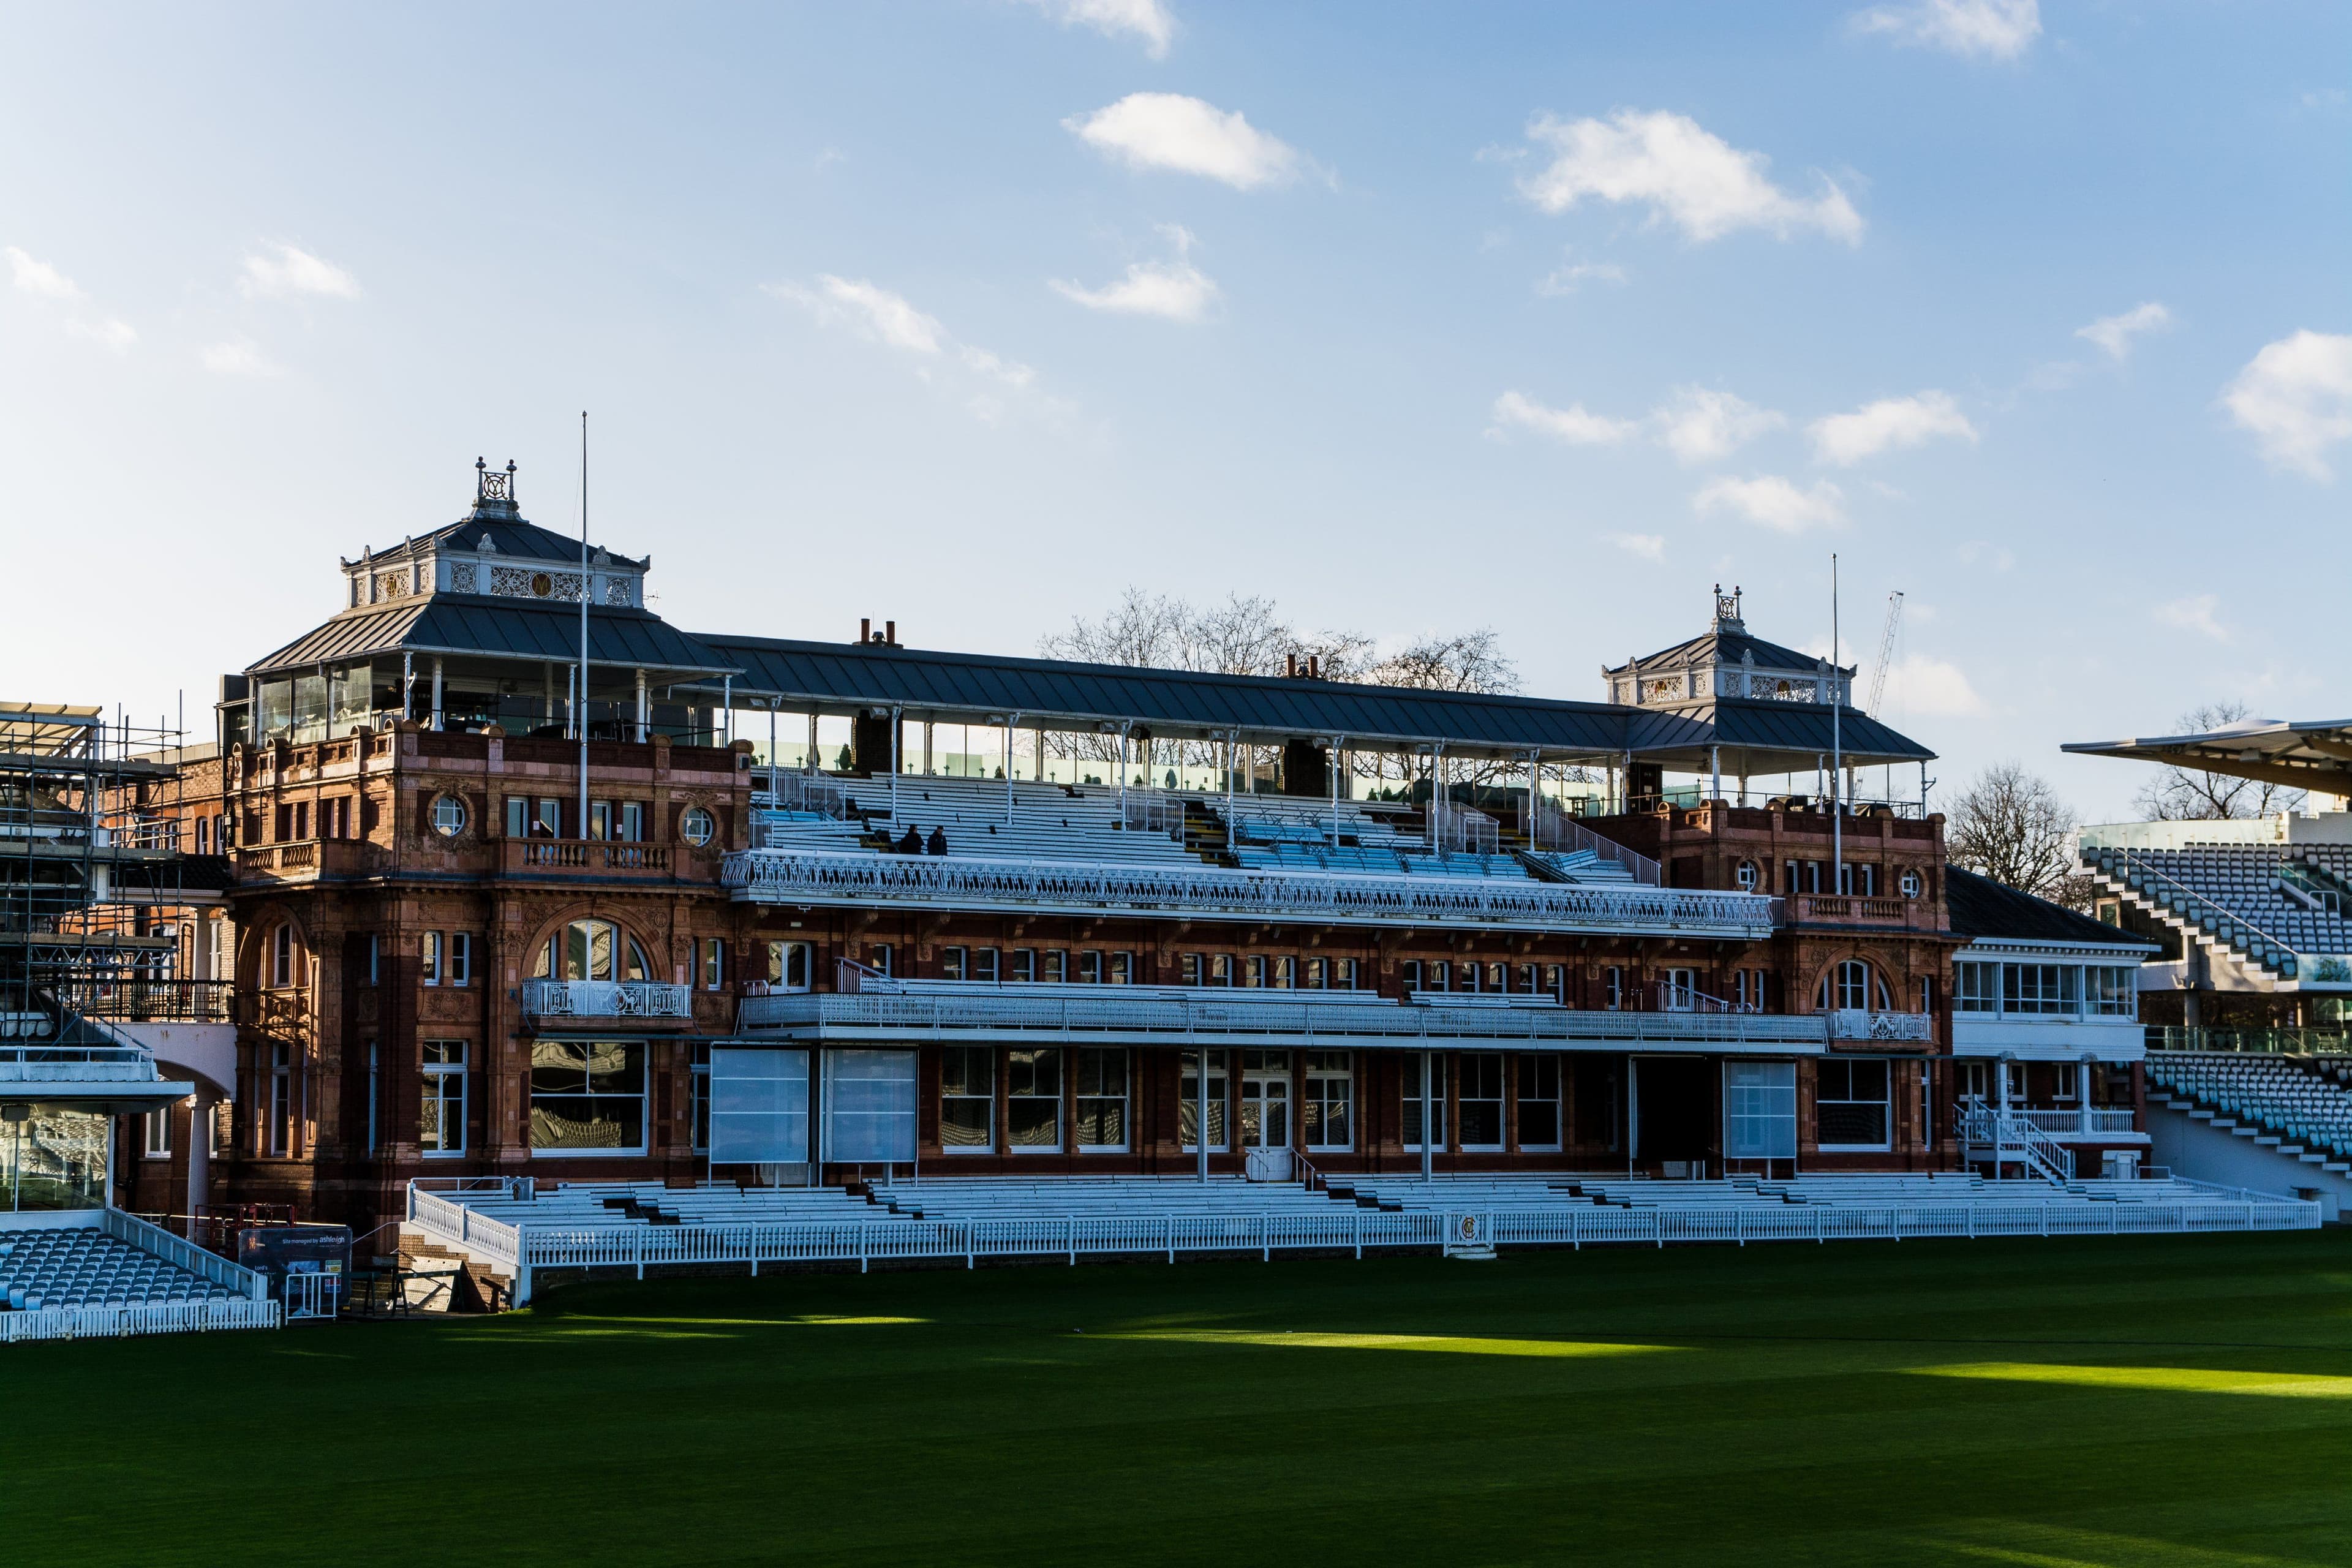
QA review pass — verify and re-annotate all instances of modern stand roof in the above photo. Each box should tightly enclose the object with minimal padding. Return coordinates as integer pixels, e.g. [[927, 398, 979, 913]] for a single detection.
[[688, 635, 1716, 761], [2064, 717, 2352, 797]]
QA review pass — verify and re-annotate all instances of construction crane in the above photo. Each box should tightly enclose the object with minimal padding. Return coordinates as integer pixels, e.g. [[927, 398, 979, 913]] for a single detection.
[[1866, 590, 1904, 717]]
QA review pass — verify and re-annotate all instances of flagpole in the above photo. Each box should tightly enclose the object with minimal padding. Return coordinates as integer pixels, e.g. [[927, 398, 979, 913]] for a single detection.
[[1831, 552, 1842, 899], [578, 412, 590, 840]]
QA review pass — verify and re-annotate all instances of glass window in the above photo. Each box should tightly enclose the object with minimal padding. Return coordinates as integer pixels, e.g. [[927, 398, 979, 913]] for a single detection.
[[764, 940, 812, 991], [535, 920, 651, 982], [529, 1040, 646, 1153], [618, 802, 645, 842], [1518, 1056, 1562, 1150], [1542, 963, 1562, 999], [534, 797, 562, 838], [2087, 966, 2136, 1018], [701, 938, 723, 990], [2003, 963, 2078, 1016], [293, 674, 329, 744], [271, 924, 295, 989], [1303, 1052, 1352, 1151], [1954, 962, 1998, 1012], [1459, 1052, 1505, 1150], [258, 679, 293, 739], [868, 943, 893, 977], [1243, 956, 1265, 989], [1662, 967, 1697, 1011], [1040, 950, 1065, 984], [1270, 957, 1295, 990], [1077, 951, 1104, 984], [431, 794, 467, 837], [1402, 1053, 1448, 1152], [1815, 1058, 1890, 1150], [1075, 1048, 1128, 1152], [941, 946, 968, 981], [450, 933, 473, 987], [680, 805, 717, 846], [1209, 953, 1233, 986], [1180, 1049, 1229, 1153], [1239, 1050, 1291, 1152], [143, 1104, 173, 1159], [1009, 948, 1036, 983], [1180, 952, 1202, 985], [421, 931, 443, 987], [1724, 1061, 1797, 1161], [421, 1039, 467, 1156], [1107, 951, 1133, 986], [1007, 1049, 1061, 1148], [690, 1044, 710, 1153], [1401, 959, 1423, 991], [971, 948, 1000, 984], [589, 801, 613, 841], [1485, 962, 1507, 993], [1604, 966, 1623, 1010], [940, 1046, 993, 1152], [1336, 958, 1360, 991], [1303, 957, 1327, 989]]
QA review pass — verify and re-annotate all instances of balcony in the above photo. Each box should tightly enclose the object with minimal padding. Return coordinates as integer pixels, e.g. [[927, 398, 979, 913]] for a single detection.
[[0, 1044, 192, 1107], [234, 839, 380, 881], [1787, 894, 1939, 930], [55, 979, 235, 1025], [737, 986, 1834, 1054], [1825, 1009, 1935, 1045], [501, 840, 677, 878], [521, 979, 694, 1020], [2003, 1106, 2139, 1139], [722, 849, 1779, 940]]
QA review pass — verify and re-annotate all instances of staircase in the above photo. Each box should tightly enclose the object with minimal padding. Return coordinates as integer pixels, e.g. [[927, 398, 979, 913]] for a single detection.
[[1959, 1099, 2076, 1184], [1181, 800, 1238, 867], [2079, 843, 2300, 985]]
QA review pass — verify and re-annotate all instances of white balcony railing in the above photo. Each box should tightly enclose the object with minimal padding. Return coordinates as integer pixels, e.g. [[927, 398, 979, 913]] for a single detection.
[[2007, 1107, 2139, 1137], [519, 979, 694, 1019], [0, 1044, 171, 1084], [1826, 1009, 1935, 1043], [737, 989, 1835, 1052], [721, 848, 1777, 938]]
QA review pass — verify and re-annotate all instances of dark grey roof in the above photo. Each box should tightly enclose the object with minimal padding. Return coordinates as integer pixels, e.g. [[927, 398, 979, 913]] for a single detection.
[[356, 502, 647, 571], [688, 635, 1713, 758], [1607, 627, 1847, 677], [1685, 699, 1934, 764], [1945, 867, 2155, 951], [247, 597, 735, 677], [2064, 715, 2352, 797]]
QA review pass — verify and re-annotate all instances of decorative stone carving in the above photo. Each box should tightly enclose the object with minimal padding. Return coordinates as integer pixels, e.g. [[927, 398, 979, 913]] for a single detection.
[[448, 562, 478, 594]]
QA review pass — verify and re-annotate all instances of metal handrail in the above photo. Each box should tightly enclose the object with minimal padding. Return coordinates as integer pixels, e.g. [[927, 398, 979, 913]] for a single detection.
[[722, 848, 1773, 937]]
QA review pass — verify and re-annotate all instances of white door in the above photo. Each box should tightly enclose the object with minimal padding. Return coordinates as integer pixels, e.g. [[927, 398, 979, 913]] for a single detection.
[[1240, 1051, 1292, 1179]]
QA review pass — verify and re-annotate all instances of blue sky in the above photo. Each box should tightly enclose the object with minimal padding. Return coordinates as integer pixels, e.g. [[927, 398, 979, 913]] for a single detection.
[[2, 1, 2345, 818]]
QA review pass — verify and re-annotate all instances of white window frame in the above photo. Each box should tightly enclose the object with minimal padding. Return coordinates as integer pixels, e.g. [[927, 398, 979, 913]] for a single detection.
[[143, 1104, 173, 1159], [701, 938, 723, 990], [271, 924, 294, 989], [1402, 1053, 1448, 1153], [1006, 1048, 1062, 1150], [679, 805, 717, 846], [1180, 1049, 1229, 1153], [1303, 1051, 1352, 1152], [450, 932, 472, 987], [939, 1045, 995, 1153], [431, 794, 467, 837], [421, 1039, 467, 1157], [1074, 1047, 1128, 1153], [421, 930, 443, 987], [766, 940, 813, 992], [1517, 1055, 1563, 1152], [1458, 1052, 1506, 1152], [1815, 1058, 1893, 1152]]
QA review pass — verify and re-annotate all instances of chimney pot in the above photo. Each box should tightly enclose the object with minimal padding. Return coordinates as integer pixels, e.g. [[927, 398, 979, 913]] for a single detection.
[[860, 617, 871, 644], [1286, 653, 1298, 677], [886, 620, 896, 646]]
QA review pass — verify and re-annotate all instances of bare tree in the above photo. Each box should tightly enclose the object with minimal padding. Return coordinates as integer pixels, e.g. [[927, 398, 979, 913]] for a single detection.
[[2132, 701, 2308, 820], [1037, 587, 1186, 669], [1947, 761, 2079, 901], [1366, 629, 1518, 695]]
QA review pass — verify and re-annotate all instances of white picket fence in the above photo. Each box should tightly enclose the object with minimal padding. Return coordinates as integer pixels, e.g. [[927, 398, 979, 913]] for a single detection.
[[404, 1182, 2318, 1306], [1, 1297, 281, 1344]]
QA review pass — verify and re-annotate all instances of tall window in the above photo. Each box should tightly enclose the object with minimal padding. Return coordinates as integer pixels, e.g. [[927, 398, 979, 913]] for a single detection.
[[1458, 1053, 1505, 1150], [1039, 950, 1065, 984], [1662, 968, 1698, 1011], [366, 1041, 379, 1155], [529, 1041, 647, 1153], [701, 938, 723, 990], [690, 1045, 710, 1153], [1303, 957, 1327, 989], [1208, 954, 1232, 986], [765, 940, 812, 992], [1076, 951, 1103, 984], [940, 1046, 993, 1152], [421, 1040, 467, 1156], [1820, 960, 1888, 1012], [1180, 1049, 1229, 1153], [1075, 1049, 1128, 1152], [1815, 1059, 1891, 1150], [1238, 1050, 1291, 1150], [534, 921, 652, 982], [1518, 1057, 1562, 1151], [143, 1104, 172, 1159], [1179, 953, 1202, 985], [1541, 963, 1562, 999], [1335, 958, 1360, 990], [422, 930, 444, 986], [1603, 966, 1623, 1010], [1483, 962, 1506, 993], [1269, 957, 1295, 989], [448, 932, 474, 986], [364, 933, 380, 986], [1010, 948, 1037, 983], [506, 797, 529, 839], [1243, 956, 1266, 989], [268, 1041, 292, 1155], [1107, 951, 1133, 985], [1303, 1052, 1352, 1151], [271, 924, 295, 989], [867, 944, 893, 977], [971, 948, 1000, 984], [1402, 1054, 1448, 1152], [1007, 1049, 1061, 1148], [943, 946, 970, 980]]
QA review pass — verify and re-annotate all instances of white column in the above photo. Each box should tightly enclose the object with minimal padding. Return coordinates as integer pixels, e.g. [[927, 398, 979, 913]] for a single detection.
[[184, 1091, 211, 1217], [633, 669, 649, 742], [1420, 1050, 1433, 1180], [429, 657, 445, 731]]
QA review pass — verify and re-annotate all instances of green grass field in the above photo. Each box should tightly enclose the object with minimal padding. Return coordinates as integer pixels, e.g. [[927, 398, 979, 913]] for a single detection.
[[7, 1232, 2352, 1566]]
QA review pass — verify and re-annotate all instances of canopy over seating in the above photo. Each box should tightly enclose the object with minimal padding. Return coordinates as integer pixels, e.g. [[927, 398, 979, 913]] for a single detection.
[[2064, 717, 2352, 799]]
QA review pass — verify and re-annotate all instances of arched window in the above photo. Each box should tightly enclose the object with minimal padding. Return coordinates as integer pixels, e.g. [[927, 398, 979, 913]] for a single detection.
[[532, 919, 652, 982], [1816, 959, 1890, 1013], [271, 924, 296, 989]]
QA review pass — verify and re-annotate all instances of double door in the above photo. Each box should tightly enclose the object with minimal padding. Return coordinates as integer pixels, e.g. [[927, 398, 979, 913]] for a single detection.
[[1239, 1050, 1291, 1179]]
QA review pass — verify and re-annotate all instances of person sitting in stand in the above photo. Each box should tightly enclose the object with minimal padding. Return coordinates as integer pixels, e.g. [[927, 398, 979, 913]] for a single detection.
[[927, 825, 948, 856], [897, 825, 922, 854]]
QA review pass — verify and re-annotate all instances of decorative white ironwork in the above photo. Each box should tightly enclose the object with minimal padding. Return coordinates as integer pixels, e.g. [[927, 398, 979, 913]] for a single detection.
[[603, 578, 633, 606], [736, 989, 1833, 1050], [722, 848, 1778, 937], [1827, 1009, 1934, 1042], [520, 979, 693, 1018], [489, 566, 584, 601], [448, 562, 478, 594], [375, 571, 411, 603]]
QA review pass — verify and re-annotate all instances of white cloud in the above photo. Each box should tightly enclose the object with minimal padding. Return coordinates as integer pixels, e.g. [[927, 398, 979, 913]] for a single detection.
[[1607, 532, 1666, 562], [1515, 110, 1863, 245], [1693, 475, 1846, 533], [1809, 390, 1976, 466], [2220, 330, 2352, 480], [1879, 654, 1986, 717], [1019, 0, 1174, 58], [1850, 0, 2040, 59], [200, 338, 281, 377], [2154, 594, 2230, 644], [1065, 93, 1303, 189], [239, 243, 361, 300], [1052, 226, 1219, 322], [1535, 253, 1627, 296], [7, 246, 134, 349], [6, 245, 84, 301], [1489, 390, 1641, 447], [767, 274, 1067, 426], [1655, 386, 1784, 464], [2076, 301, 2172, 361]]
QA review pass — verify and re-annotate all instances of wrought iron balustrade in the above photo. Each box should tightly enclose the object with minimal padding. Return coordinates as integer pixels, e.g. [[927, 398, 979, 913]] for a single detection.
[[1826, 1009, 1935, 1043], [721, 848, 1777, 937], [521, 978, 694, 1019]]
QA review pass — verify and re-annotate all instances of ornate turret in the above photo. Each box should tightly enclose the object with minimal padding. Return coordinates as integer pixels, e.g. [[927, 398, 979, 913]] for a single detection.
[[1602, 585, 1853, 712], [334, 458, 650, 614]]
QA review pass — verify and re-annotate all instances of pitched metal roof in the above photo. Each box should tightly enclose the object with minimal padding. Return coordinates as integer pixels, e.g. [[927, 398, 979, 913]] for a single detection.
[[355, 506, 647, 571], [2064, 716, 2352, 797], [247, 597, 735, 677], [1605, 627, 1841, 676], [688, 635, 1713, 759], [1945, 866, 2156, 951], [1683, 699, 1934, 764]]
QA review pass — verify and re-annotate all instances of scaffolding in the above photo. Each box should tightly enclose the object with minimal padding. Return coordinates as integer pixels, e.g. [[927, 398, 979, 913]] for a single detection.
[[0, 704, 197, 1027]]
